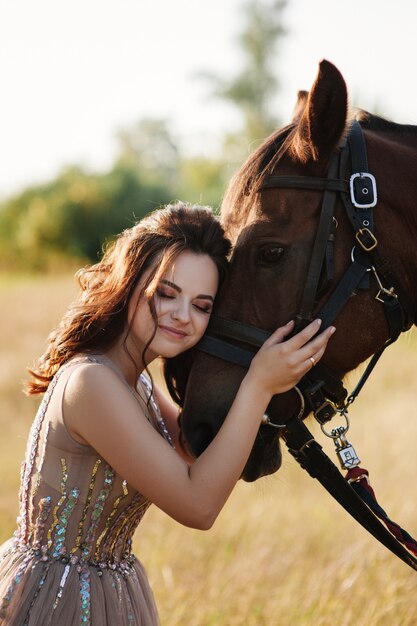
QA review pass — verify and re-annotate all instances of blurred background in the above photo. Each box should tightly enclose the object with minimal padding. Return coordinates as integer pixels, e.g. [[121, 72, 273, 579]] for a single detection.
[[1, 1, 417, 623], [1, 0, 417, 271]]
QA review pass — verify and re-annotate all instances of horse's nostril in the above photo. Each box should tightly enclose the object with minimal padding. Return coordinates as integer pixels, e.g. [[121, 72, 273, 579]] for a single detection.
[[189, 422, 215, 457]]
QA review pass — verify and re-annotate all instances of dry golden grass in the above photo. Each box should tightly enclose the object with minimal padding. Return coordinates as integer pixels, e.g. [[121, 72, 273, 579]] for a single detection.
[[0, 273, 416, 625]]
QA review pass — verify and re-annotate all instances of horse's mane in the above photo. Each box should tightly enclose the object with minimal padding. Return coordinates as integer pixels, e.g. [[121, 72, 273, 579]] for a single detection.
[[221, 110, 417, 232], [221, 124, 296, 231], [355, 109, 417, 135]]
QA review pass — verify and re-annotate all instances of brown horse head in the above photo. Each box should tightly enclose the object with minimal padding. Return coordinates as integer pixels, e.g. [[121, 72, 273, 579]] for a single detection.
[[174, 60, 417, 481]]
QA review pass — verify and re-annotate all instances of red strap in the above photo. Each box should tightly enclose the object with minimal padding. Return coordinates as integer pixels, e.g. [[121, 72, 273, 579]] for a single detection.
[[346, 466, 417, 557]]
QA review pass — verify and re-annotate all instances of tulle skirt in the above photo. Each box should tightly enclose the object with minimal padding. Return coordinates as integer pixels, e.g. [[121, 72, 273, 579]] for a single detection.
[[0, 538, 160, 626]]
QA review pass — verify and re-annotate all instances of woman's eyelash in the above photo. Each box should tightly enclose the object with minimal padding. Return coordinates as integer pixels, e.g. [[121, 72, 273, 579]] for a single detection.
[[194, 304, 212, 314], [156, 288, 175, 299], [157, 288, 212, 314]]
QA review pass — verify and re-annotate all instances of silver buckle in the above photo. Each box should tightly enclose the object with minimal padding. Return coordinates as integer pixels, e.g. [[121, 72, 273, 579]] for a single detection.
[[349, 173, 377, 209]]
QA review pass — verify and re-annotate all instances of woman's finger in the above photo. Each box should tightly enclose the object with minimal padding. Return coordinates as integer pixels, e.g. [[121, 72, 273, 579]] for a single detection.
[[283, 319, 323, 350], [305, 346, 325, 371], [298, 326, 335, 363], [263, 320, 295, 346]]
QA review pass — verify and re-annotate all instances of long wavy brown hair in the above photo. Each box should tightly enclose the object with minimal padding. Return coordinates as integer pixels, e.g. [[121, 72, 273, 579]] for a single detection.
[[27, 202, 231, 395]]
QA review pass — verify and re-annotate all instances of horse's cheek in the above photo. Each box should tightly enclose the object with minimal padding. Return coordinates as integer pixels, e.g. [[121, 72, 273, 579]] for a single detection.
[[181, 354, 246, 455]]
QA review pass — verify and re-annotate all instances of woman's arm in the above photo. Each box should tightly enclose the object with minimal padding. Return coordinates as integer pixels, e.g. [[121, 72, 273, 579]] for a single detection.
[[64, 319, 334, 530]]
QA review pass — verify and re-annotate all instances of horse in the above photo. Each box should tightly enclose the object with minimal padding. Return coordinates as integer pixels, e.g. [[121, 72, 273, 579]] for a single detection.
[[171, 59, 417, 483]]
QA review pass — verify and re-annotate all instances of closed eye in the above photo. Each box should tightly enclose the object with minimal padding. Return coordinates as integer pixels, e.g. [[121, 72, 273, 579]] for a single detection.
[[193, 303, 212, 314], [156, 288, 175, 300]]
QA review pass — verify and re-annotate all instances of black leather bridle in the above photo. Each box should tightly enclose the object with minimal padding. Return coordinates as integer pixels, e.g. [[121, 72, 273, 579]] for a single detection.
[[198, 121, 412, 422], [195, 121, 417, 570]]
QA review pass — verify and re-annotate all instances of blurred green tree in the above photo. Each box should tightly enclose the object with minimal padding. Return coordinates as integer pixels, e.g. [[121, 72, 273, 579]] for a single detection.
[[116, 118, 181, 191], [0, 0, 289, 270], [202, 0, 287, 162], [116, 119, 226, 209], [0, 163, 172, 270], [176, 157, 227, 211]]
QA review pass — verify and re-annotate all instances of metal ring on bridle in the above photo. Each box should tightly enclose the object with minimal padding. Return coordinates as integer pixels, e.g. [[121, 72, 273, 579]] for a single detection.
[[261, 385, 305, 429], [320, 410, 350, 439], [350, 245, 372, 271]]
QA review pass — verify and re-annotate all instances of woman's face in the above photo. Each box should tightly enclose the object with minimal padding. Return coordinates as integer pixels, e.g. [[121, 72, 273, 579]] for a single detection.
[[128, 250, 219, 362]]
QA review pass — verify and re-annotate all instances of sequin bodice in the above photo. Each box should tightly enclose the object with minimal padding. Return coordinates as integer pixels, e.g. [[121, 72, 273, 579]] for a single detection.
[[0, 356, 169, 625]]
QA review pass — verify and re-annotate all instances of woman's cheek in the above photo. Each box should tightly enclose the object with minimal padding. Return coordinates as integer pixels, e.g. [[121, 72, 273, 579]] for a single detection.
[[156, 298, 171, 317], [197, 315, 211, 337]]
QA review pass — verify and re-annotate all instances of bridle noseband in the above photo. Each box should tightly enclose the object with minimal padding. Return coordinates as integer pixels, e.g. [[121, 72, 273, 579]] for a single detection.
[[194, 120, 417, 571]]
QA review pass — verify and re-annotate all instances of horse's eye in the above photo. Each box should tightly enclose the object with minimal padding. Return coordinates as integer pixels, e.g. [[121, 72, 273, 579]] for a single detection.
[[258, 244, 285, 265]]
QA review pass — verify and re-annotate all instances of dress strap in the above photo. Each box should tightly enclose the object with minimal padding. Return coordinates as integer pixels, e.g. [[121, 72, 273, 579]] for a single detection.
[[139, 374, 174, 447]]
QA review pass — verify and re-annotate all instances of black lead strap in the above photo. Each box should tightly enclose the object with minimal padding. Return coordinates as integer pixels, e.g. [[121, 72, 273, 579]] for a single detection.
[[283, 417, 417, 571]]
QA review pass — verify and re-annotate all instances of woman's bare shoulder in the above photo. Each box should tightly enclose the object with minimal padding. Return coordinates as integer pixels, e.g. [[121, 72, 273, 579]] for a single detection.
[[63, 360, 133, 411]]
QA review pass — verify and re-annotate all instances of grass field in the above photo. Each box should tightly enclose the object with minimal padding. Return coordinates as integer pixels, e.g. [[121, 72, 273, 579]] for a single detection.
[[1, 273, 416, 625]]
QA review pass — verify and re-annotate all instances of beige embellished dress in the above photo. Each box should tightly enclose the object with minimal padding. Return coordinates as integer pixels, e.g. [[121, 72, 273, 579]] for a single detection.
[[0, 356, 171, 625]]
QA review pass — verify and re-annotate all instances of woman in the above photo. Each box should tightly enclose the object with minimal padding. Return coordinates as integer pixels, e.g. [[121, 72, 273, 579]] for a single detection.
[[0, 202, 335, 625]]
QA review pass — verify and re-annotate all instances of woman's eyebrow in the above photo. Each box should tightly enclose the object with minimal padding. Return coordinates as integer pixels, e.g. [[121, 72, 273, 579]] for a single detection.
[[161, 279, 214, 301], [161, 279, 181, 292], [197, 294, 214, 302]]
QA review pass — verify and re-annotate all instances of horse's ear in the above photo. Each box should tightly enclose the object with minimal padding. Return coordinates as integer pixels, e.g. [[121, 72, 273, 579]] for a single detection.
[[292, 90, 309, 122], [291, 60, 348, 163]]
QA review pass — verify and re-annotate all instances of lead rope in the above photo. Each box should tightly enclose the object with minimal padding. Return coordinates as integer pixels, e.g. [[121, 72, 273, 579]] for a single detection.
[[346, 467, 417, 556], [322, 411, 417, 558], [282, 411, 417, 570]]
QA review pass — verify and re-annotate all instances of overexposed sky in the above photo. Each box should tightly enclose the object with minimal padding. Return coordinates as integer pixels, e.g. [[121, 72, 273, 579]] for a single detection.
[[1, 0, 416, 198]]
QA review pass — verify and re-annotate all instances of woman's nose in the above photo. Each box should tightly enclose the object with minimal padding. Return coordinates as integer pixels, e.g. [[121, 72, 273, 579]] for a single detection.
[[171, 299, 190, 323]]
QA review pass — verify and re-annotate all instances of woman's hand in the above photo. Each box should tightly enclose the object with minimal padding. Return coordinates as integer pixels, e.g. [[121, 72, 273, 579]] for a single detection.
[[246, 319, 335, 396]]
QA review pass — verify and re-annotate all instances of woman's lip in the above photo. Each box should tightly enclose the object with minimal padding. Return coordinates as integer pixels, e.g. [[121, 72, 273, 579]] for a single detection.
[[158, 325, 188, 339]]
